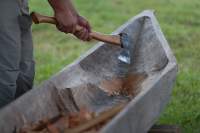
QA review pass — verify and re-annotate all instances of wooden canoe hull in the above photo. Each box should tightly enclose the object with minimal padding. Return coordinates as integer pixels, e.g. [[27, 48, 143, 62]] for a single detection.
[[0, 10, 177, 133]]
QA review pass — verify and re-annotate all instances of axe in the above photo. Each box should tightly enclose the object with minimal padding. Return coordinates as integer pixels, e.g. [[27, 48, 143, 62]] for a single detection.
[[31, 12, 132, 65]]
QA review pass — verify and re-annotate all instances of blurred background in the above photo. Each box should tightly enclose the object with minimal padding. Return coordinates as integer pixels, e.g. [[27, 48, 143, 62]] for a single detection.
[[29, 0, 200, 132]]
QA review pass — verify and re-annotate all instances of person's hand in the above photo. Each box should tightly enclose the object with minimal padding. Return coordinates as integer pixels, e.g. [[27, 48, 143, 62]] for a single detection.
[[48, 0, 91, 41], [55, 8, 77, 34], [55, 10, 91, 41], [74, 15, 92, 41]]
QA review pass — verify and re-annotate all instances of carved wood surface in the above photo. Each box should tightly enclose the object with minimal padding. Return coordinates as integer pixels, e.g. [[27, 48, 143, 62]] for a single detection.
[[0, 10, 177, 133]]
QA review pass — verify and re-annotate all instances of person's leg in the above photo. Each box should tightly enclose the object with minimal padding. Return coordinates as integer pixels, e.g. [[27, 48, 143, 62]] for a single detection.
[[15, 0, 35, 98], [0, 0, 21, 108]]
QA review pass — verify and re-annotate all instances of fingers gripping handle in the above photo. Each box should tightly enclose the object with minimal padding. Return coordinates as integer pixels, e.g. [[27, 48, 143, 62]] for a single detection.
[[31, 12, 83, 30], [31, 12, 121, 46]]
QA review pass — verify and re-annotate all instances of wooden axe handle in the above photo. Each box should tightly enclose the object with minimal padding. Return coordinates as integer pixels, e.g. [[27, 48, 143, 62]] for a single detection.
[[31, 12, 121, 46]]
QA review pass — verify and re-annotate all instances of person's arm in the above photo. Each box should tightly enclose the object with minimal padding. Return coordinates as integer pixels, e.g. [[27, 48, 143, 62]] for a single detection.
[[48, 0, 91, 41]]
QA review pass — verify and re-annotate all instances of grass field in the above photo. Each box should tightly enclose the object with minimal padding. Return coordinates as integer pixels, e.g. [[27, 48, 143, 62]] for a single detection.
[[29, 0, 200, 132]]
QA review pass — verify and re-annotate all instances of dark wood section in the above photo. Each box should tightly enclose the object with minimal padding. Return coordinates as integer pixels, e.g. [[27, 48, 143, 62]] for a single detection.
[[149, 125, 181, 133]]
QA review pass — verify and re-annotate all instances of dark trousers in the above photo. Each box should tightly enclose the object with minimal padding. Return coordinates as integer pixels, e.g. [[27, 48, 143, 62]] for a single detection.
[[0, 0, 35, 108]]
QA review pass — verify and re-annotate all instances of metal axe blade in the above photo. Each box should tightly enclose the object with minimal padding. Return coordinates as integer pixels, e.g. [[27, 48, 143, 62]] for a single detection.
[[118, 33, 131, 64]]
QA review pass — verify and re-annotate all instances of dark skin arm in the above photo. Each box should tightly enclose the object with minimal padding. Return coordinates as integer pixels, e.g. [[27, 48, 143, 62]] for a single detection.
[[48, 0, 91, 41]]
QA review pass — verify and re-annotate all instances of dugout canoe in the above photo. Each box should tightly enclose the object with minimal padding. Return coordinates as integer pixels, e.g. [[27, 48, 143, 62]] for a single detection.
[[0, 10, 178, 133]]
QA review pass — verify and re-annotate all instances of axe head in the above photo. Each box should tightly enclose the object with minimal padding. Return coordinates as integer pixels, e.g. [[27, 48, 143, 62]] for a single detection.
[[114, 33, 134, 77], [118, 33, 132, 64]]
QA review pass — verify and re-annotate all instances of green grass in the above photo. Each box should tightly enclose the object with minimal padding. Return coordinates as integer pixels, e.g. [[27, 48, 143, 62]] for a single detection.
[[29, 0, 200, 132]]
